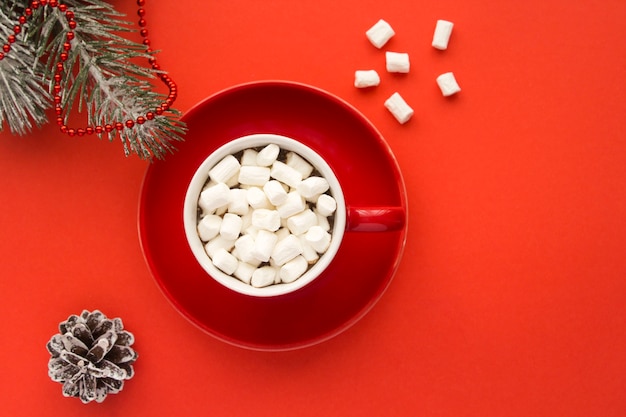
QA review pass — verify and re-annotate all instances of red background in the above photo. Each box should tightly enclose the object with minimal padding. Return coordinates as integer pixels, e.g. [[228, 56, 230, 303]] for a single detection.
[[1, 0, 625, 416]]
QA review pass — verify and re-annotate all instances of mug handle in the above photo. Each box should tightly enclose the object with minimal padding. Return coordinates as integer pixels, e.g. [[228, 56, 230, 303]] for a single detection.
[[346, 206, 406, 232]]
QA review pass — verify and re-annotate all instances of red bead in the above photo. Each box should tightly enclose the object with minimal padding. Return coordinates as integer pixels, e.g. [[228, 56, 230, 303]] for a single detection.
[[56, 117, 64, 125], [95, 126, 103, 134], [60, 125, 68, 133], [49, 0, 58, 7], [8, 35, 16, 44], [58, 4, 67, 12], [63, 42, 71, 51], [0, 53, 4, 61], [55, 107, 63, 115], [19, 16, 27, 24], [105, 124, 113, 132], [67, 129, 75, 137], [40, 0, 48, 5], [115, 122, 124, 131], [56, 63, 64, 72], [76, 128, 85, 136], [25, 8, 32, 16], [13, 26, 21, 34], [143, 39, 151, 47], [3, 44, 10, 53], [67, 32, 75, 41], [31, 2, 40, 9], [155, 107, 163, 115], [138, 19, 147, 27], [86, 127, 94, 135], [146, 112, 155, 120], [137, 9, 146, 17], [68, 20, 77, 29], [66, 11, 75, 20], [60, 53, 68, 61], [53, 85, 61, 94], [125, 120, 135, 128], [136, 116, 146, 125], [137, 0, 146, 6], [140, 29, 148, 37], [54, 74, 61, 82], [54, 95, 62, 103]]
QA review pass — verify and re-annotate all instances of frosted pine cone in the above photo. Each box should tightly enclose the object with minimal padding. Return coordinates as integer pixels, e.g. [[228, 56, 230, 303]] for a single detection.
[[46, 310, 138, 403]]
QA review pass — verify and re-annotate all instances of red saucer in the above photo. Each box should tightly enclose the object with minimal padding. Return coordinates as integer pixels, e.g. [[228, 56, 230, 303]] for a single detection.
[[138, 81, 408, 350]]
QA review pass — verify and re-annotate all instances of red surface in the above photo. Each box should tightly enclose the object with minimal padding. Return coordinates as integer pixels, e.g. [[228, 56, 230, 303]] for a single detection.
[[1, 0, 626, 416]]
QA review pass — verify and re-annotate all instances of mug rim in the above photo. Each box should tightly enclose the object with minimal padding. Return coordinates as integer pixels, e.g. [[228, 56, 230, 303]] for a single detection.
[[183, 133, 346, 297]]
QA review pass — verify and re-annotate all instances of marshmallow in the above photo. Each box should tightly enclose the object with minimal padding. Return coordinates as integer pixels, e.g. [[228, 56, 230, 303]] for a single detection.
[[436, 72, 461, 96], [251, 266, 277, 288], [432, 20, 454, 50], [198, 182, 230, 214], [227, 188, 249, 216], [366, 19, 395, 49], [263, 180, 288, 206], [246, 186, 272, 209], [252, 229, 279, 262], [197, 214, 222, 242], [285, 152, 314, 179], [275, 227, 291, 242], [212, 248, 238, 275], [299, 236, 320, 264], [305, 226, 331, 253], [234, 234, 257, 264], [209, 155, 240, 183], [238, 166, 271, 186], [241, 148, 259, 166], [316, 194, 337, 217], [270, 161, 303, 188], [277, 191, 306, 218], [271, 234, 303, 266], [279, 255, 309, 283], [233, 261, 255, 284], [315, 210, 331, 232], [287, 209, 317, 236], [219, 213, 243, 241], [205, 235, 236, 258], [297, 176, 329, 200], [386, 52, 410, 73], [256, 144, 280, 167], [384, 92, 414, 124], [355, 70, 381, 88], [251, 208, 281, 232]]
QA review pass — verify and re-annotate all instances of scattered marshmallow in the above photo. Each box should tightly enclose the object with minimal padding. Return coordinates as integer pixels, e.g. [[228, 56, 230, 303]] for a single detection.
[[209, 155, 240, 183], [432, 20, 454, 50], [355, 70, 380, 88], [436, 72, 461, 96], [384, 92, 414, 124], [366, 19, 395, 49], [386, 52, 410, 73]]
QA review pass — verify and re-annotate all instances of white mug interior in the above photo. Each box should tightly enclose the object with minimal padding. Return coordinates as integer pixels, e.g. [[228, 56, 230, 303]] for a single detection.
[[183, 133, 346, 297]]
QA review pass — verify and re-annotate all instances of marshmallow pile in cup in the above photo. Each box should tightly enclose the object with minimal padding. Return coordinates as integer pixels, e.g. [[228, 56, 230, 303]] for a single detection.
[[184, 134, 346, 297]]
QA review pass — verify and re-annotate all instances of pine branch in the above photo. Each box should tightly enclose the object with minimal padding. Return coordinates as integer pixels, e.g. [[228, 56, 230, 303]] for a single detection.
[[0, 0, 186, 160]]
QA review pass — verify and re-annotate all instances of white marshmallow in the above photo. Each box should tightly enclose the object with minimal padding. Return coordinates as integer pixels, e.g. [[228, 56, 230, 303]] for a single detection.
[[384, 92, 414, 124], [209, 155, 241, 183], [197, 214, 222, 242], [279, 255, 309, 283], [246, 186, 272, 209], [205, 235, 236, 258], [270, 161, 303, 188], [432, 20, 454, 50], [234, 234, 257, 264], [198, 182, 230, 214], [251, 266, 277, 288], [366, 19, 395, 49], [297, 176, 329, 200], [233, 262, 256, 284], [225, 173, 240, 188], [436, 72, 461, 96], [240, 211, 253, 231], [219, 213, 243, 241], [241, 148, 259, 166], [277, 191, 306, 218], [354, 70, 381, 88], [315, 210, 331, 232], [251, 208, 281, 232], [263, 180, 288, 206], [227, 188, 249, 216], [285, 152, 314, 179], [299, 236, 320, 264], [256, 144, 280, 167], [287, 209, 317, 236], [212, 248, 238, 275], [275, 227, 291, 242], [252, 229, 279, 262], [271, 234, 303, 266], [316, 194, 337, 217], [305, 226, 331, 254], [386, 52, 410, 73], [238, 165, 271, 186]]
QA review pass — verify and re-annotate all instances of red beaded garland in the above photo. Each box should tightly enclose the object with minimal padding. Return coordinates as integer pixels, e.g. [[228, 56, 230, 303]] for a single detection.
[[1, 0, 178, 137]]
